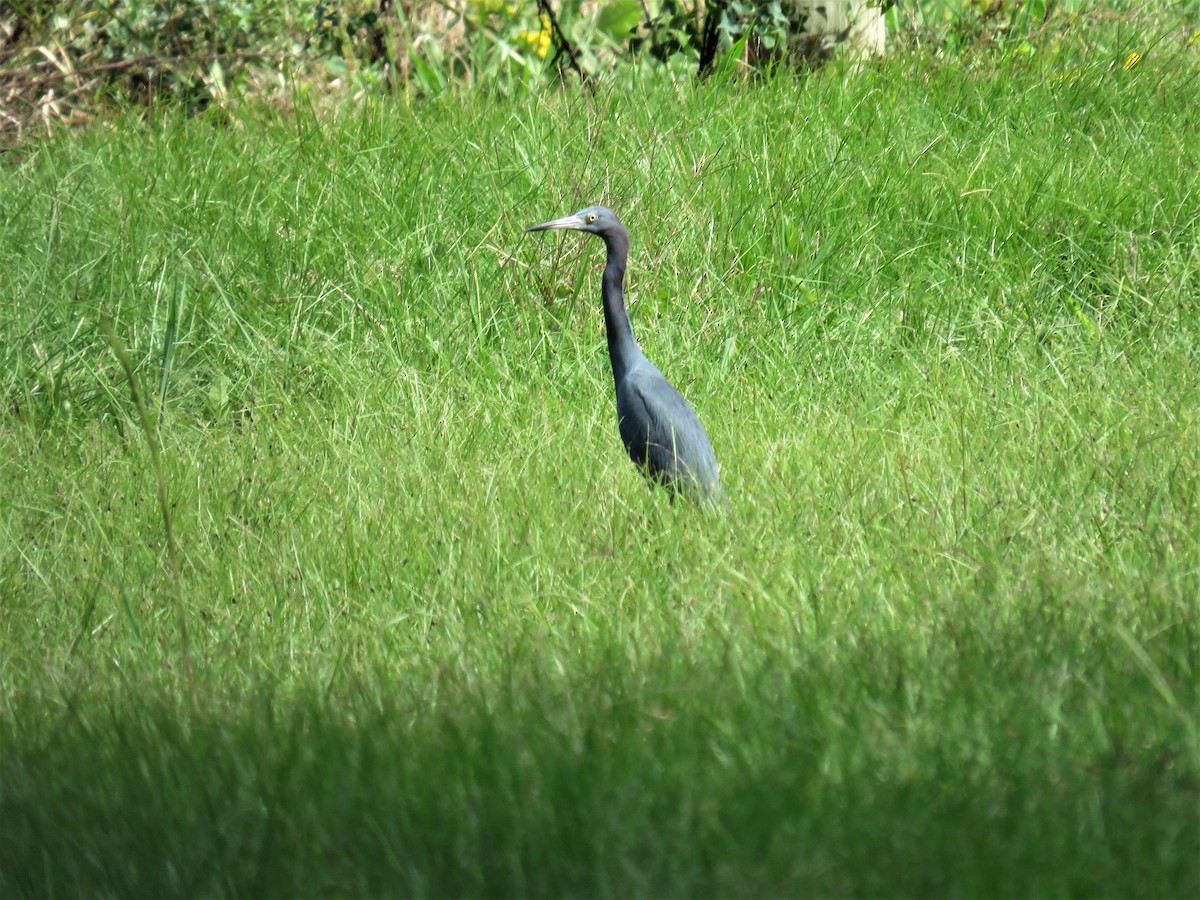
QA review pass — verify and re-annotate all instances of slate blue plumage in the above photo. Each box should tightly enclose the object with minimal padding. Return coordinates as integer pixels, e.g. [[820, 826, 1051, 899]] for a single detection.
[[527, 206, 720, 503]]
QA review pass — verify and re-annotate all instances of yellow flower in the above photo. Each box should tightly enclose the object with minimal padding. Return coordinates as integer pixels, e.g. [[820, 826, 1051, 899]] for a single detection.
[[518, 15, 553, 60], [1123, 52, 1141, 70]]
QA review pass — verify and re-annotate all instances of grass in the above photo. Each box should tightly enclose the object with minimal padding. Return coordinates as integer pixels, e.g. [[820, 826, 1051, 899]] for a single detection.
[[2, 31, 1200, 897]]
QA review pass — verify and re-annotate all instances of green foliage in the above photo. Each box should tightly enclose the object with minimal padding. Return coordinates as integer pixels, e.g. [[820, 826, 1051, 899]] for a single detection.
[[892, 0, 1111, 58], [454, 0, 549, 86], [629, 0, 700, 63], [629, 0, 796, 72], [1, 38, 1199, 894], [47, 1, 299, 102], [447, 0, 653, 88], [595, 0, 642, 42], [719, 0, 789, 55], [3, 0, 1197, 142]]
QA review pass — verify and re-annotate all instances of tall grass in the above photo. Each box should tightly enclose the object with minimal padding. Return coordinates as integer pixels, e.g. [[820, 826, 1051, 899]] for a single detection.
[[1, 34, 1198, 896]]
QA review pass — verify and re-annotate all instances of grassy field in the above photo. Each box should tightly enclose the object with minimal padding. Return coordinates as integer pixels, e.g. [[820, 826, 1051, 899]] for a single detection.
[[2, 35, 1199, 898]]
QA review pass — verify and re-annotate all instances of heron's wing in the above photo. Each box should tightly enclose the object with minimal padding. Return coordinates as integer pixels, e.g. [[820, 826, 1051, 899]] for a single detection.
[[618, 366, 718, 490]]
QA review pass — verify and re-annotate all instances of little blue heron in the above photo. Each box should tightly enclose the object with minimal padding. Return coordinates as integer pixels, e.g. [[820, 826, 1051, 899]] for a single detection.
[[526, 206, 720, 503]]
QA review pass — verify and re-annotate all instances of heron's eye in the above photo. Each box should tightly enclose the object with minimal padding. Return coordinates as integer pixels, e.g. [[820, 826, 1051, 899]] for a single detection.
[[586, 213, 596, 223]]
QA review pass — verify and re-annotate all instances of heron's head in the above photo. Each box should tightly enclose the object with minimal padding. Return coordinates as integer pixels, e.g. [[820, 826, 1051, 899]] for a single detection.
[[526, 205, 623, 238]]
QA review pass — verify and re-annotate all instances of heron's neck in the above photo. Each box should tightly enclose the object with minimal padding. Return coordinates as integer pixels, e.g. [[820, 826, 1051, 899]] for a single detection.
[[602, 230, 641, 386]]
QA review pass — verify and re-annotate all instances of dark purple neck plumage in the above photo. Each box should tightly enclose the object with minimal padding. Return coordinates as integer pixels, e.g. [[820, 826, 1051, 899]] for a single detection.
[[600, 227, 641, 387]]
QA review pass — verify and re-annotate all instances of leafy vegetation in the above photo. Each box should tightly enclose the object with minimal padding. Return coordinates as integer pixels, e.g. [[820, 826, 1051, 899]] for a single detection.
[[2, 3, 1199, 897], [4, 0, 1191, 145]]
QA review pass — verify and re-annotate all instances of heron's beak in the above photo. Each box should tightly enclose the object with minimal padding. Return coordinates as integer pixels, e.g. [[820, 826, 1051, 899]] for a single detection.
[[525, 214, 586, 233]]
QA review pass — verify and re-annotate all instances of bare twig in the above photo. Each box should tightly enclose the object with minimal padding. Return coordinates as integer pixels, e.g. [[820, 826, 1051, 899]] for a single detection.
[[534, 0, 590, 87]]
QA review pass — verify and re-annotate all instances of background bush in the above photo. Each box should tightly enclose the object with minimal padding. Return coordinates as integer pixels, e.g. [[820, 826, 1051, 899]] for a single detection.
[[4, 0, 1195, 147]]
